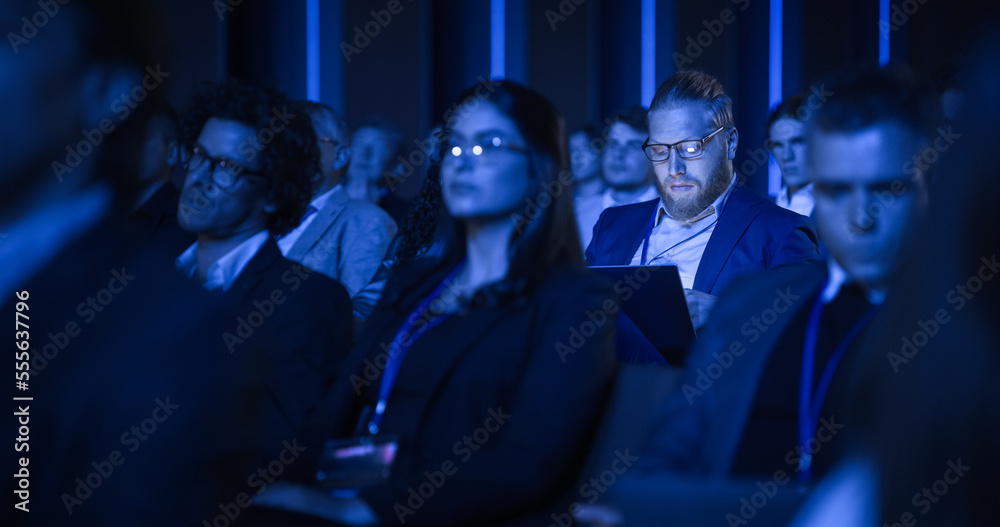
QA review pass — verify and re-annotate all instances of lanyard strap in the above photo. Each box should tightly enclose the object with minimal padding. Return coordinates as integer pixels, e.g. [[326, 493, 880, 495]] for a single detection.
[[367, 261, 465, 435], [797, 285, 878, 486]]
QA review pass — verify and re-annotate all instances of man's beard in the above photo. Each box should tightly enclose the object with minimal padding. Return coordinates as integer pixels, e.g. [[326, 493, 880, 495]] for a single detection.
[[657, 156, 732, 222]]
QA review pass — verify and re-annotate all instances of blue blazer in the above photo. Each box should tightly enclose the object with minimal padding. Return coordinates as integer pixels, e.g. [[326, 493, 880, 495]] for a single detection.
[[585, 185, 820, 295]]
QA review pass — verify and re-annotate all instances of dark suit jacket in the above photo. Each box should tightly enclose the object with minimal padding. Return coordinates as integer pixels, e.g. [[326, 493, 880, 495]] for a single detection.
[[637, 264, 826, 477], [302, 262, 619, 526], [127, 180, 195, 256], [585, 185, 820, 295], [224, 239, 354, 450]]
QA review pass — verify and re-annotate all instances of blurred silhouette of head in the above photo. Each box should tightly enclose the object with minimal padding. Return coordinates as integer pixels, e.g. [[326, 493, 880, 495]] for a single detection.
[[1, 0, 168, 220], [807, 63, 937, 294], [176, 81, 318, 238], [347, 115, 403, 188], [138, 103, 179, 189], [647, 71, 738, 221], [569, 124, 602, 186]]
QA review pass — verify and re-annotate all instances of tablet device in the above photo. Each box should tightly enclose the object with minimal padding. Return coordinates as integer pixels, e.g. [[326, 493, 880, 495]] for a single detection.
[[590, 265, 696, 360]]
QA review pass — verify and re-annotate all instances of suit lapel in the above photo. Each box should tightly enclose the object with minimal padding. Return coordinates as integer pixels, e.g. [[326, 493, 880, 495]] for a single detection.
[[694, 186, 762, 294], [228, 238, 282, 303], [609, 199, 657, 264], [286, 190, 350, 261]]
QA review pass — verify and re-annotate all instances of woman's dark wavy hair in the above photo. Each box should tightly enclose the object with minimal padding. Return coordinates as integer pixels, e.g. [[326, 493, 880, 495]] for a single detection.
[[392, 157, 444, 266], [386, 80, 583, 309], [178, 80, 318, 235]]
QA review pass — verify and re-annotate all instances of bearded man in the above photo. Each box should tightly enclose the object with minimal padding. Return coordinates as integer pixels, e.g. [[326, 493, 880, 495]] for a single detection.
[[586, 71, 820, 328]]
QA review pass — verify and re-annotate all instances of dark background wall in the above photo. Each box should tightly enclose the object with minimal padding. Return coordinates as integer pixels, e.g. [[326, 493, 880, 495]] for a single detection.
[[159, 0, 998, 198]]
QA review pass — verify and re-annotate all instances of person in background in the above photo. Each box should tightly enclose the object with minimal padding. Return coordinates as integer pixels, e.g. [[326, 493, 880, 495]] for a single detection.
[[766, 93, 815, 217], [344, 115, 411, 224], [0, 2, 267, 525], [280, 101, 397, 314], [637, 62, 934, 485], [586, 71, 819, 329], [575, 106, 659, 246], [352, 126, 446, 324], [792, 28, 997, 527], [175, 80, 353, 454], [570, 124, 605, 246], [253, 80, 618, 527], [129, 103, 195, 253]]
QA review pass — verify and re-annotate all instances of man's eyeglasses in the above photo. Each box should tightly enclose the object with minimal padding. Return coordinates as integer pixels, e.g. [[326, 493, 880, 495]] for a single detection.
[[642, 126, 727, 162], [185, 146, 264, 188], [443, 136, 529, 165], [318, 137, 340, 147]]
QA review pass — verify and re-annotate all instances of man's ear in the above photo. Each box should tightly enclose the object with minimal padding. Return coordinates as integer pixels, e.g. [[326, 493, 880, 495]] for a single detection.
[[726, 127, 739, 160], [333, 145, 351, 171], [77, 62, 140, 130]]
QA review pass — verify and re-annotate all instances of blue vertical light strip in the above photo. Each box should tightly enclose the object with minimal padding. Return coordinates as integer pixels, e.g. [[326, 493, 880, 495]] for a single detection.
[[491, 0, 506, 80], [768, 0, 783, 197], [640, 0, 656, 105], [878, 0, 890, 65], [306, 0, 320, 100]]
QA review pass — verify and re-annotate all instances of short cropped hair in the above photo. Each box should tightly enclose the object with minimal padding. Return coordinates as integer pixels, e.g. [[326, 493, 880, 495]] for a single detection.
[[650, 71, 734, 130], [607, 106, 650, 135], [179, 80, 319, 236], [352, 115, 405, 160], [299, 101, 347, 144], [570, 123, 602, 143], [809, 63, 940, 141], [765, 93, 809, 134]]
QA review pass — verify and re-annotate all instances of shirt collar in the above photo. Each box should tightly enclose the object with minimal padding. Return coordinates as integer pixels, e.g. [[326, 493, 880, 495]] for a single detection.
[[822, 258, 887, 305], [310, 184, 342, 212], [656, 172, 738, 227], [176, 230, 270, 293], [778, 182, 814, 203]]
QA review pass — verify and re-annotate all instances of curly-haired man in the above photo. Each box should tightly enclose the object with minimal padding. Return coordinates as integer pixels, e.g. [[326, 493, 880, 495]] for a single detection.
[[175, 80, 354, 454]]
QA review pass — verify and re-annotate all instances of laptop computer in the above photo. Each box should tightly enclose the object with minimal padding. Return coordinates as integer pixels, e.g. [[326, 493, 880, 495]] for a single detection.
[[590, 265, 696, 363]]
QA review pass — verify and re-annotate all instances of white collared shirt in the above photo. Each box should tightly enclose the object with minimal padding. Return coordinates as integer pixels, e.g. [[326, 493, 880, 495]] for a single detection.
[[176, 230, 270, 292], [277, 185, 342, 255], [776, 183, 815, 217], [630, 174, 738, 289], [822, 258, 886, 305]]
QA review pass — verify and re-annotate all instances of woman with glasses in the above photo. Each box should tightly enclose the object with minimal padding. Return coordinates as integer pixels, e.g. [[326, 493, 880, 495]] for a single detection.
[[274, 81, 618, 526]]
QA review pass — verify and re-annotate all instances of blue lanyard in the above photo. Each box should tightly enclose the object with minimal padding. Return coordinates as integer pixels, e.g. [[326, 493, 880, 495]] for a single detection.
[[796, 284, 878, 486], [639, 178, 736, 266], [367, 261, 465, 435]]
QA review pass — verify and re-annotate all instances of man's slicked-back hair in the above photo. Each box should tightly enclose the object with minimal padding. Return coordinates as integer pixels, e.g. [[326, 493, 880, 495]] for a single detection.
[[809, 63, 940, 142], [650, 71, 734, 130]]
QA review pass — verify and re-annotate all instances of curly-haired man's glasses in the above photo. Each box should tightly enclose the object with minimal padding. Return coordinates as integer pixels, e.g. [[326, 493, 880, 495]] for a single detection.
[[185, 145, 265, 188]]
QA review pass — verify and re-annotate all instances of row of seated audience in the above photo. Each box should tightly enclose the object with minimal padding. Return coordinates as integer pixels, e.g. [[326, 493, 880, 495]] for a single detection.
[[3, 1, 997, 526]]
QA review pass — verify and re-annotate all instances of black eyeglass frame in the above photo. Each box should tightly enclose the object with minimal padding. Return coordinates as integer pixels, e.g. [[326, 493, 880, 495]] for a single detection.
[[185, 145, 266, 188], [641, 126, 728, 162]]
